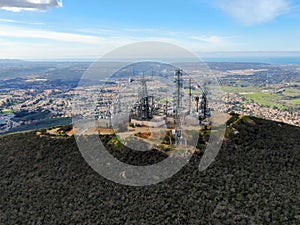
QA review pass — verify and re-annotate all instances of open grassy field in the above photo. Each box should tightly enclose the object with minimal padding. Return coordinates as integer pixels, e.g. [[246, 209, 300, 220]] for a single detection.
[[220, 84, 300, 111], [1, 109, 14, 114], [243, 89, 300, 109], [285, 98, 300, 105], [241, 92, 284, 109]]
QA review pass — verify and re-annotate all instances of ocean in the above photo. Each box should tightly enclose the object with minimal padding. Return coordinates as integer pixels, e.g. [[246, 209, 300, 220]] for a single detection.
[[203, 57, 300, 65]]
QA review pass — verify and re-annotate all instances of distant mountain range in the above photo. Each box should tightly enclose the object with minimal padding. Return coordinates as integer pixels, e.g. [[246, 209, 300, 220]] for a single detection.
[[0, 60, 299, 84]]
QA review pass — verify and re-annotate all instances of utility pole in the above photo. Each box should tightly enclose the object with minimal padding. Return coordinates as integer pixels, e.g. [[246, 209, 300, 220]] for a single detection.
[[189, 78, 192, 115]]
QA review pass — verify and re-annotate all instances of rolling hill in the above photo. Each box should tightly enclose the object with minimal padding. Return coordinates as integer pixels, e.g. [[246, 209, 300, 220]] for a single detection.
[[0, 115, 299, 224]]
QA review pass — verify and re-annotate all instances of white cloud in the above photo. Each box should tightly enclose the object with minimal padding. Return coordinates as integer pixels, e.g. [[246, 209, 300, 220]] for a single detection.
[[0, 0, 62, 12], [190, 35, 227, 45], [0, 18, 44, 25], [0, 25, 104, 44], [189, 35, 236, 51], [216, 0, 290, 25], [0, 24, 241, 59], [0, 25, 137, 59]]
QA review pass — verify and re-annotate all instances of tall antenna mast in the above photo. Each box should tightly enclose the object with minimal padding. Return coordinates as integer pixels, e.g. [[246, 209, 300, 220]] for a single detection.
[[174, 69, 183, 144], [189, 78, 192, 115]]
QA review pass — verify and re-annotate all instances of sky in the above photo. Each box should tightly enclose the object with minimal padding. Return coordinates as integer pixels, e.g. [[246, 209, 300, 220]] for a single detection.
[[0, 0, 300, 59]]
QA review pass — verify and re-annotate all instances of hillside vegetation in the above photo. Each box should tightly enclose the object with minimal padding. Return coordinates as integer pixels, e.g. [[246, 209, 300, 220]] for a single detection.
[[0, 115, 299, 224]]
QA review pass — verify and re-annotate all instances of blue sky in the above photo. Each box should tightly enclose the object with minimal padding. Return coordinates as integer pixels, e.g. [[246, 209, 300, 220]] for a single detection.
[[0, 0, 300, 59]]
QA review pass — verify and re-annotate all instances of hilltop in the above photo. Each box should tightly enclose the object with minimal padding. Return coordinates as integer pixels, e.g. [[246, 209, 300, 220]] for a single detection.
[[0, 115, 299, 224]]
